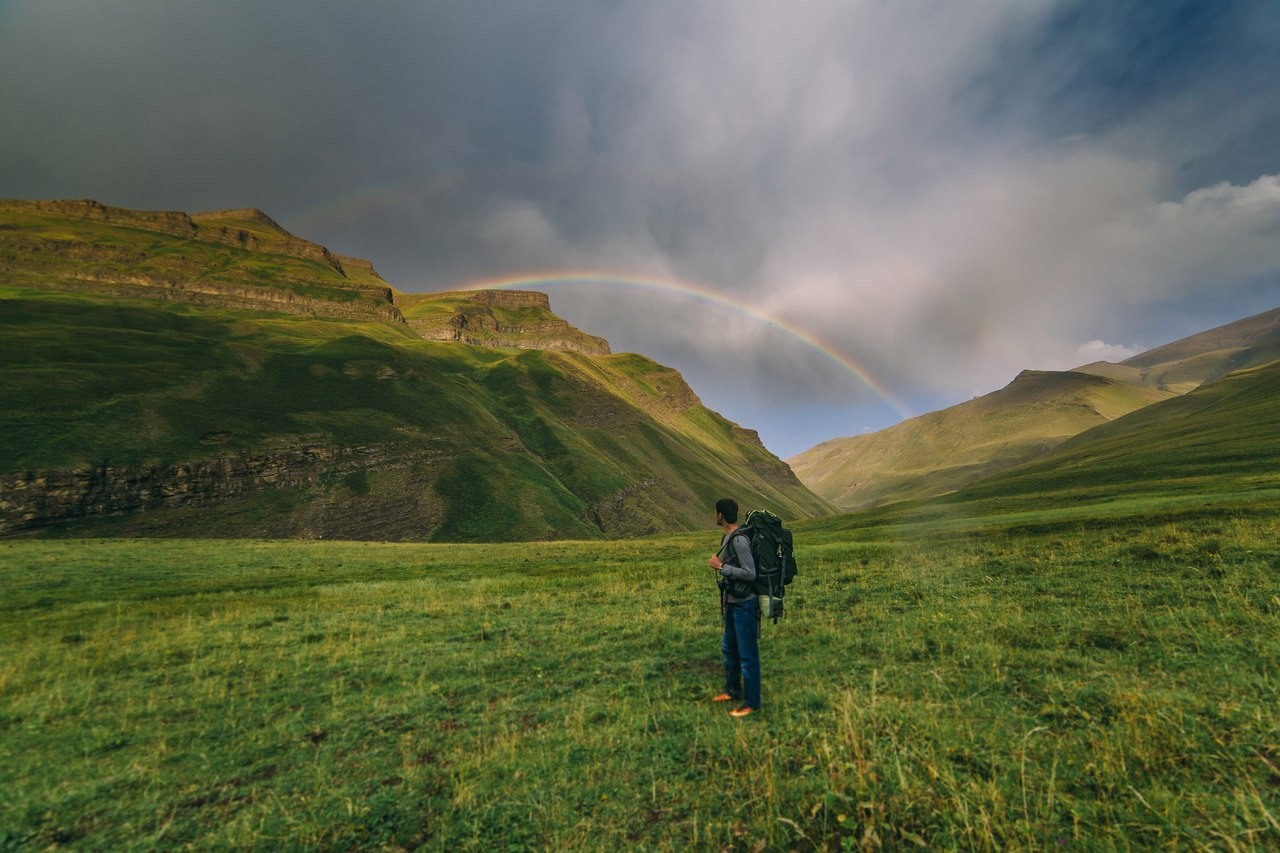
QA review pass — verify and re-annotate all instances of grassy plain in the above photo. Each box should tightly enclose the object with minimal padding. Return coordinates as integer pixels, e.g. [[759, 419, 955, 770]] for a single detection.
[[3, 492, 1278, 850]]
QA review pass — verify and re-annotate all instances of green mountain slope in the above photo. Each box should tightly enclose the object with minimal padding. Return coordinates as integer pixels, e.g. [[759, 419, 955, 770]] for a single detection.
[[0, 200, 831, 540], [1074, 306, 1280, 392], [789, 370, 1173, 510], [943, 356, 1280, 511], [0, 199, 403, 321], [792, 305, 1280, 511]]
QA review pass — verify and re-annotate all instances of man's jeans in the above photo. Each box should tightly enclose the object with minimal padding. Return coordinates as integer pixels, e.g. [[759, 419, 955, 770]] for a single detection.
[[721, 597, 761, 709]]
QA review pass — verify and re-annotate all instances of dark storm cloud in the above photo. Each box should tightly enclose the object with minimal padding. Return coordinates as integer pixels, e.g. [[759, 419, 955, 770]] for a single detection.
[[2, 1, 1278, 456]]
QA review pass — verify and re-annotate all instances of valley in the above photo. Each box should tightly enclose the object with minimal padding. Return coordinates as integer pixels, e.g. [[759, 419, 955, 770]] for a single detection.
[[2, 198, 1279, 848]]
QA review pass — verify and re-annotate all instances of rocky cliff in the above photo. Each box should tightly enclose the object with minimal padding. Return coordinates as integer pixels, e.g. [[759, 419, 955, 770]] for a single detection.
[[399, 289, 612, 355], [0, 442, 460, 541], [0, 443, 383, 536], [190, 208, 348, 273]]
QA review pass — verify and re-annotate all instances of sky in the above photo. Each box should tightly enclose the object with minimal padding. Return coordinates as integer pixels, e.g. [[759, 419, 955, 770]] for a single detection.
[[2, 0, 1278, 458]]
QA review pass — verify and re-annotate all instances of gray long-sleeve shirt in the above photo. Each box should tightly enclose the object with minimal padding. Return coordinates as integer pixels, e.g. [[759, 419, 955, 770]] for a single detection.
[[718, 528, 757, 603]]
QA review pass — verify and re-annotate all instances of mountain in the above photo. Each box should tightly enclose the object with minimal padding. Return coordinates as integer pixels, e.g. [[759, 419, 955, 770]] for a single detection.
[[947, 355, 1280, 510], [789, 370, 1173, 509], [799, 352, 1280, 544], [791, 306, 1280, 510], [0, 199, 832, 540], [1074, 306, 1280, 392]]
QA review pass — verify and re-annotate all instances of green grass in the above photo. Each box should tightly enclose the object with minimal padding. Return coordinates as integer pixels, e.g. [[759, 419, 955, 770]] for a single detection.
[[3, 495, 1278, 849]]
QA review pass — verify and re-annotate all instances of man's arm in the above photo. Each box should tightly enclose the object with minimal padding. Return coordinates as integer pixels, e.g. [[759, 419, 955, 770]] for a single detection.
[[720, 533, 756, 583]]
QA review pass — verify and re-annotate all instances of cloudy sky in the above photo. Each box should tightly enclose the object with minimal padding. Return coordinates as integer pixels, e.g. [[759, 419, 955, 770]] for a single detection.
[[3, 1, 1278, 457]]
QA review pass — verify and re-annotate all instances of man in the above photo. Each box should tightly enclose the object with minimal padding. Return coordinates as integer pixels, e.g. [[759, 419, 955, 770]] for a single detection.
[[709, 497, 759, 717]]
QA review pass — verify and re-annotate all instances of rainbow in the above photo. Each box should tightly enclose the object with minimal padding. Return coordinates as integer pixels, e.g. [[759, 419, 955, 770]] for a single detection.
[[451, 271, 912, 419]]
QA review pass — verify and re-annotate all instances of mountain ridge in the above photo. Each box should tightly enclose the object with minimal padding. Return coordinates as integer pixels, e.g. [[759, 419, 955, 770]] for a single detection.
[[791, 305, 1280, 510], [789, 368, 1173, 509], [0, 199, 832, 540], [1074, 306, 1280, 392], [946, 355, 1280, 511]]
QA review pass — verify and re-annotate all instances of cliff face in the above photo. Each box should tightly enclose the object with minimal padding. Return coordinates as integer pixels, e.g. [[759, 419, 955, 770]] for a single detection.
[[0, 443, 455, 541], [400, 290, 612, 355], [190, 208, 348, 274], [18, 266, 404, 322], [0, 444, 384, 535]]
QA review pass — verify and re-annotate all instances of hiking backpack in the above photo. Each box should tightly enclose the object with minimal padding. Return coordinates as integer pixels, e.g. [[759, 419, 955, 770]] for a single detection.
[[728, 509, 797, 622]]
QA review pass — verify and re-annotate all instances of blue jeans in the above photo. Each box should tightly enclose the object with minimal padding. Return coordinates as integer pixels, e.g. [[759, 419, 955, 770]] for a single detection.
[[721, 597, 761, 709]]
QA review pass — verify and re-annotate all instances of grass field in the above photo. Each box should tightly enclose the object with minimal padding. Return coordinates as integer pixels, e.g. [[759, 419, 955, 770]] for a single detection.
[[3, 493, 1278, 849]]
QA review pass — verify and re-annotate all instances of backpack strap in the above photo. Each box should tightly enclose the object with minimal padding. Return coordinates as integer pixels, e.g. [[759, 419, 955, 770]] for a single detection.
[[720, 526, 755, 598], [718, 525, 750, 556]]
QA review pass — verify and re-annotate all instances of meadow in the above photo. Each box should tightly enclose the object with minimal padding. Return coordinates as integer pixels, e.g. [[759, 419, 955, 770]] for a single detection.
[[2, 494, 1279, 850]]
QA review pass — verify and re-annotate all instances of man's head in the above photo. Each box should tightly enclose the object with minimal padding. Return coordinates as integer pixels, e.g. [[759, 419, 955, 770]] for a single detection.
[[715, 497, 738, 525]]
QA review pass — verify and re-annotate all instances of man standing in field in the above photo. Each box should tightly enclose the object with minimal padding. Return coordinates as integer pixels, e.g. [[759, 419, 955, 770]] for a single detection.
[[710, 497, 760, 717]]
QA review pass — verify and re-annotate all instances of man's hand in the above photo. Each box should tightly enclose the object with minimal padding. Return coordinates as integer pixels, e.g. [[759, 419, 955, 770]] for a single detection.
[[709, 554, 723, 570]]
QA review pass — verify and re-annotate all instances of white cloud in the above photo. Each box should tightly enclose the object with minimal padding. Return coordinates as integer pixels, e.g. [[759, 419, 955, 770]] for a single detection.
[[1106, 173, 1280, 295], [1073, 340, 1145, 365], [760, 158, 1280, 399]]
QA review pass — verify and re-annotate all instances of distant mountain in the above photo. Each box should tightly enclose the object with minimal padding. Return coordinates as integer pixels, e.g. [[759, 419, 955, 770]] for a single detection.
[[951, 355, 1280, 510], [0, 199, 831, 540], [791, 306, 1280, 510], [1074, 306, 1280, 393], [802, 352, 1280, 542], [789, 370, 1173, 509]]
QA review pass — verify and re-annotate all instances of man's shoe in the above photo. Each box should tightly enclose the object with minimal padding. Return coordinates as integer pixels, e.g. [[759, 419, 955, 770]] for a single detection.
[[728, 706, 758, 718], [712, 693, 736, 703]]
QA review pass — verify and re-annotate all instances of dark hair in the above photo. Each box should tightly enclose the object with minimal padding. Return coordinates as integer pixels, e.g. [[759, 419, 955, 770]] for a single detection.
[[715, 498, 738, 524]]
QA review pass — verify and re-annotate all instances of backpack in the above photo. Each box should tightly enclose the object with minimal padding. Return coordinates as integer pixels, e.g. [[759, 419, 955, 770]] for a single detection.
[[725, 509, 797, 622]]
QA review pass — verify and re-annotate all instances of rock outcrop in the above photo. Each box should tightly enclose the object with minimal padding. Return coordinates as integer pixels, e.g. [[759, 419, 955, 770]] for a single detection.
[[4, 198, 201, 239], [401, 290, 612, 355], [2, 200, 348, 274], [0, 443, 411, 537], [190, 208, 347, 274]]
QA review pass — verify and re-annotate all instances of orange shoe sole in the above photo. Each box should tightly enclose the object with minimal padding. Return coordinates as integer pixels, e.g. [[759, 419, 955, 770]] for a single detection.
[[712, 693, 736, 702], [728, 706, 758, 718]]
